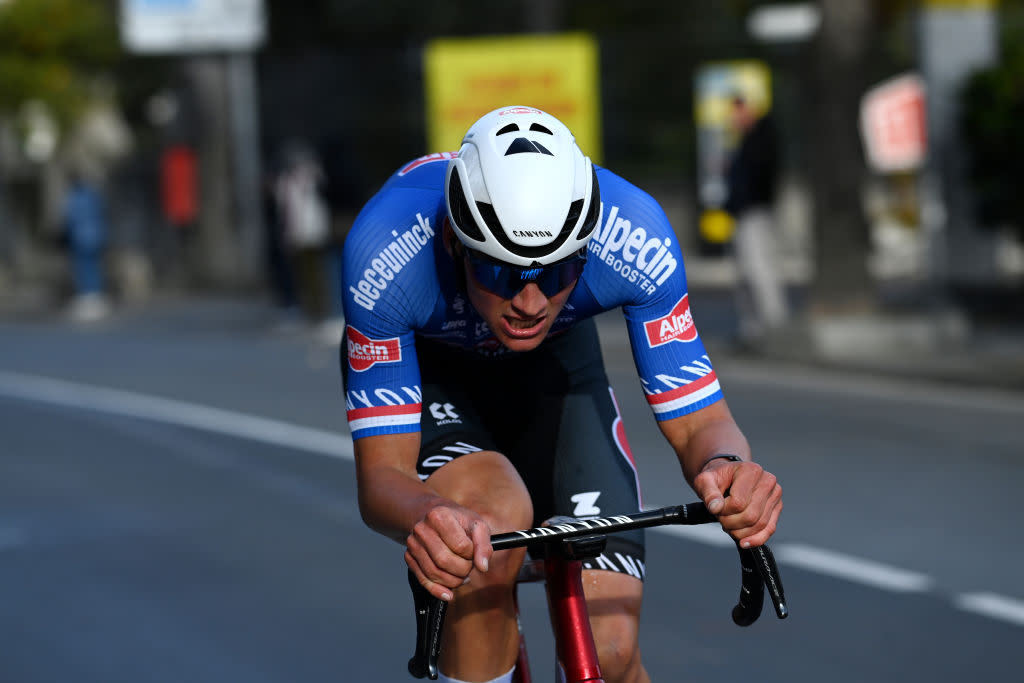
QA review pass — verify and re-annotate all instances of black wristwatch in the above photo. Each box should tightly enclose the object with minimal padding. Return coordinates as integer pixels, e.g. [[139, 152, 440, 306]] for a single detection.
[[701, 454, 742, 471]]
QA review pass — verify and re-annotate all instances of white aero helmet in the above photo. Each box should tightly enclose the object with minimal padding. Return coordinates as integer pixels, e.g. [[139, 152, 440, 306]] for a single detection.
[[445, 106, 602, 267]]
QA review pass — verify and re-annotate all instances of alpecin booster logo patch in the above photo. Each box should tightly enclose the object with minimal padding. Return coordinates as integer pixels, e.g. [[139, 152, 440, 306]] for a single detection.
[[347, 326, 402, 372], [643, 294, 697, 347]]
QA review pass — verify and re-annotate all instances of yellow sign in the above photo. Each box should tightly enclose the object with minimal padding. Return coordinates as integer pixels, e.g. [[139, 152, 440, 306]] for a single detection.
[[424, 33, 601, 162]]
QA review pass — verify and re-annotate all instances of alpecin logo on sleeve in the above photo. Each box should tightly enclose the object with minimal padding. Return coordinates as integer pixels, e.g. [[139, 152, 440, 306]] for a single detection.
[[643, 294, 697, 347], [347, 326, 402, 371]]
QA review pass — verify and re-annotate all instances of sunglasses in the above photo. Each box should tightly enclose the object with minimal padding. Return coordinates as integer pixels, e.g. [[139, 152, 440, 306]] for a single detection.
[[463, 248, 587, 299]]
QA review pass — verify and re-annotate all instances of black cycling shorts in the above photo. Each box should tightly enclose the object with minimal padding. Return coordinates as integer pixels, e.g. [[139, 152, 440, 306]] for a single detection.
[[415, 318, 647, 581]]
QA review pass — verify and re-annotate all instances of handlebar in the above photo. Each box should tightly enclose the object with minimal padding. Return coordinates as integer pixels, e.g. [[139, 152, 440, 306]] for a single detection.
[[409, 502, 788, 679]]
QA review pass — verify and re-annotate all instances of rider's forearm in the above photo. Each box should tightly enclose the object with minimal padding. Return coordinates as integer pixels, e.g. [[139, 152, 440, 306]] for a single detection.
[[676, 417, 751, 488], [657, 401, 752, 488], [358, 465, 448, 544], [354, 433, 446, 544]]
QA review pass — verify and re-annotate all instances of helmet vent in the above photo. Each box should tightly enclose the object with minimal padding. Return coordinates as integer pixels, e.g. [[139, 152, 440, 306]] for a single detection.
[[529, 123, 553, 135], [505, 138, 553, 156], [575, 167, 601, 240], [561, 199, 584, 237], [496, 123, 519, 135], [447, 171, 485, 242]]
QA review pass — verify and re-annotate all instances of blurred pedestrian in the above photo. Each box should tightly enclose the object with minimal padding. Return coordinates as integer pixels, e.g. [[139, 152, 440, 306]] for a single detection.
[[724, 94, 789, 346], [272, 140, 333, 336], [62, 172, 112, 322], [262, 162, 301, 330]]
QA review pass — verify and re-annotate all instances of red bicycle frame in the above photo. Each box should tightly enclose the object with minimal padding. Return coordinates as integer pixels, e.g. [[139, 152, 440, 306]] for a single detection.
[[511, 554, 605, 683]]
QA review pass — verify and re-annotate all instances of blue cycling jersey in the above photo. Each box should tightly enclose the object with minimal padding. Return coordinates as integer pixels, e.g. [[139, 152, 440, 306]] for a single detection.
[[342, 153, 723, 440]]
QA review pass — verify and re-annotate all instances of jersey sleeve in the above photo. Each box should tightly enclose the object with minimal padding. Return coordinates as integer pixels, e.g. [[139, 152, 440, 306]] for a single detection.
[[343, 323, 422, 439], [622, 270, 724, 421], [586, 170, 724, 421], [341, 172, 445, 440]]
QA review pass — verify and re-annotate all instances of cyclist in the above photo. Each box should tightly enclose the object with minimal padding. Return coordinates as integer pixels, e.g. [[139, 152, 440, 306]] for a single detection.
[[342, 106, 783, 683]]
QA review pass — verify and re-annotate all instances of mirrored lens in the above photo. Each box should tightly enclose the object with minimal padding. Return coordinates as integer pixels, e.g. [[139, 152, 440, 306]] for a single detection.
[[466, 250, 586, 298]]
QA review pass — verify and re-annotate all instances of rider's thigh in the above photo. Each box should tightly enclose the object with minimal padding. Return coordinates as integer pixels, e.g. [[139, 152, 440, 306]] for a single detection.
[[581, 570, 648, 683]]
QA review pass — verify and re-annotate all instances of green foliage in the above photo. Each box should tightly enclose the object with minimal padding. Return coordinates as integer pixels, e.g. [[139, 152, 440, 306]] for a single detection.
[[961, 8, 1024, 236], [0, 0, 118, 124]]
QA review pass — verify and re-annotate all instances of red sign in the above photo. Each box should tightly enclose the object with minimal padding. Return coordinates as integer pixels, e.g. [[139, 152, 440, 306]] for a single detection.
[[860, 73, 927, 173], [643, 295, 697, 348], [161, 145, 197, 226], [347, 326, 402, 372]]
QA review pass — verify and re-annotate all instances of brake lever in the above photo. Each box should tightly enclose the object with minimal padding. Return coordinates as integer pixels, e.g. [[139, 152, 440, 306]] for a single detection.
[[407, 570, 448, 680], [751, 544, 788, 619], [732, 542, 766, 626], [731, 542, 788, 626]]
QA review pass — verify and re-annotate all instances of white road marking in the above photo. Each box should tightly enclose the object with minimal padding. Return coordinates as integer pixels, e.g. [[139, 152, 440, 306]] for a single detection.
[[771, 543, 934, 593], [954, 593, 1024, 627], [2, 371, 1022, 628], [720, 359, 1024, 415], [655, 521, 735, 547], [0, 371, 354, 461]]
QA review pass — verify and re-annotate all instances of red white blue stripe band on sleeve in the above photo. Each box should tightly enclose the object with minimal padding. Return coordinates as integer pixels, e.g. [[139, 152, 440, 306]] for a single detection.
[[644, 371, 722, 418], [346, 403, 422, 438]]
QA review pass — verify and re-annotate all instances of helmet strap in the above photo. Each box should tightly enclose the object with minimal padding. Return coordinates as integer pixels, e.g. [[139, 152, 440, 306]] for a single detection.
[[444, 219, 469, 296]]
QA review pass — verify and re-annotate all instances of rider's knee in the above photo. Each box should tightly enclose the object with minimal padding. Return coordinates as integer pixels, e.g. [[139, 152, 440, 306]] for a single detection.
[[585, 574, 645, 683], [429, 450, 534, 533], [426, 450, 532, 592]]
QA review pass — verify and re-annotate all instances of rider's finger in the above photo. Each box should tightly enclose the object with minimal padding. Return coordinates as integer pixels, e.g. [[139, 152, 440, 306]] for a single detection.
[[717, 463, 762, 516], [406, 533, 467, 588], [723, 480, 782, 547], [717, 473, 759, 523], [415, 511, 477, 568], [742, 498, 783, 547], [405, 550, 455, 602], [730, 499, 782, 548], [694, 463, 735, 514], [469, 519, 492, 573], [424, 507, 476, 560], [720, 489, 768, 542]]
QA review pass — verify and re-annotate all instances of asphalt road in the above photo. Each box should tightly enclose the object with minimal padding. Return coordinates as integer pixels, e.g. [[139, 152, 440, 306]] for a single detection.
[[1, 297, 1021, 682]]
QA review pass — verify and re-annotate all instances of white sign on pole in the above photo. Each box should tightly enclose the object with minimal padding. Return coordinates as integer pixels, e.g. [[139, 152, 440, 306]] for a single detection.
[[747, 3, 822, 43], [119, 0, 266, 54]]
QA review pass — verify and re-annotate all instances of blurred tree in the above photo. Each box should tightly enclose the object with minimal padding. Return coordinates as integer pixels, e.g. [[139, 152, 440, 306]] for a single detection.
[[961, 4, 1024, 239], [805, 0, 878, 311], [0, 0, 118, 127]]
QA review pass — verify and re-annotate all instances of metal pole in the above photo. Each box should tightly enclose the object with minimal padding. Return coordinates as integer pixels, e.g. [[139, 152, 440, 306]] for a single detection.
[[917, 4, 998, 289], [227, 51, 264, 286]]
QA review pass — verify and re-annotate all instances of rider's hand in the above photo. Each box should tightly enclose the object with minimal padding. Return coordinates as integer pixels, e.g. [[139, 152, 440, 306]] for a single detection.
[[694, 458, 782, 549], [404, 502, 492, 602]]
